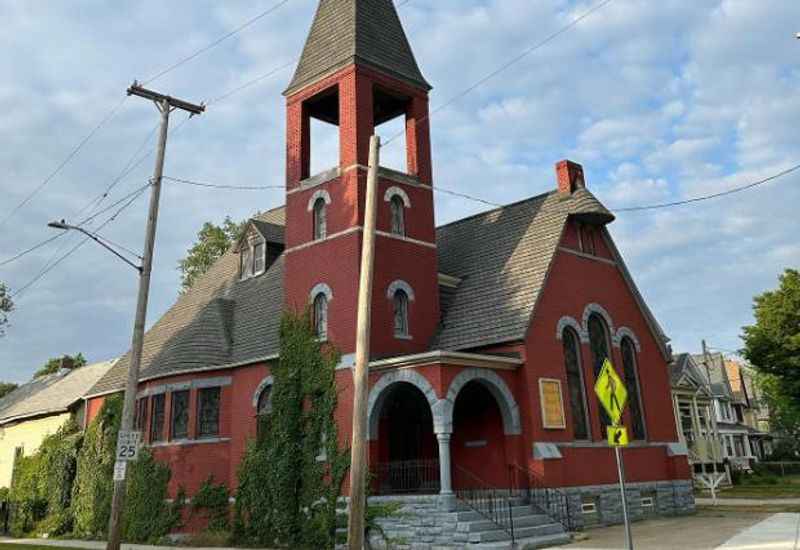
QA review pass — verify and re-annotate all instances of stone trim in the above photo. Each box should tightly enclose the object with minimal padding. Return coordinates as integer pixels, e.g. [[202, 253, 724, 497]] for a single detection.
[[375, 230, 436, 249], [367, 370, 440, 440], [383, 186, 411, 207], [137, 377, 231, 399], [287, 166, 340, 195], [251, 375, 274, 408], [386, 279, 415, 301], [614, 326, 641, 351], [149, 437, 231, 449], [556, 315, 588, 343], [309, 282, 333, 302], [442, 368, 522, 435], [284, 226, 361, 254], [558, 246, 617, 266], [306, 188, 332, 211], [582, 302, 615, 335]]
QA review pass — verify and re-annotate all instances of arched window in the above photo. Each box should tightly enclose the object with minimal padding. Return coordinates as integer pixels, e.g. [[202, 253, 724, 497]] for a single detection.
[[621, 337, 646, 440], [256, 385, 273, 437], [588, 313, 612, 432], [313, 292, 328, 340], [390, 195, 405, 236], [563, 327, 589, 440], [313, 197, 327, 240], [393, 289, 409, 337]]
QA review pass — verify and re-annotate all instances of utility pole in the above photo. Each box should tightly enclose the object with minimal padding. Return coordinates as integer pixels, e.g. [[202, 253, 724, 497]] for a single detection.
[[106, 82, 204, 550], [347, 135, 380, 550]]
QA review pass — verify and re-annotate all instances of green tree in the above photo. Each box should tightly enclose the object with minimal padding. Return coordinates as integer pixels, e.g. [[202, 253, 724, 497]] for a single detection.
[[0, 382, 18, 399], [742, 269, 800, 452], [33, 353, 87, 379], [0, 281, 13, 337], [234, 311, 349, 549], [178, 217, 246, 293]]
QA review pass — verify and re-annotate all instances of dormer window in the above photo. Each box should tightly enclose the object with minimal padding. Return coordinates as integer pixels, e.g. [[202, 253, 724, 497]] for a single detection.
[[239, 232, 266, 280]]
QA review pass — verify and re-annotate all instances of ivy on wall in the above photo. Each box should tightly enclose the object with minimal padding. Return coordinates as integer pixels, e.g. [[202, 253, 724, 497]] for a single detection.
[[234, 311, 350, 549], [123, 449, 183, 543], [71, 395, 122, 538], [8, 420, 82, 536], [191, 477, 229, 533]]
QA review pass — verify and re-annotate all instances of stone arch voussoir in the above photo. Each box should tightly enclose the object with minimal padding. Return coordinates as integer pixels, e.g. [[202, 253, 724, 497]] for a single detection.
[[444, 368, 522, 436]]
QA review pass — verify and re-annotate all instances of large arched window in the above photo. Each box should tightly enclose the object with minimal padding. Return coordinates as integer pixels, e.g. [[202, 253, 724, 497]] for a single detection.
[[393, 289, 409, 337], [621, 337, 646, 440], [313, 197, 327, 240], [562, 327, 589, 440], [313, 292, 328, 340], [588, 313, 612, 432], [390, 195, 405, 236]]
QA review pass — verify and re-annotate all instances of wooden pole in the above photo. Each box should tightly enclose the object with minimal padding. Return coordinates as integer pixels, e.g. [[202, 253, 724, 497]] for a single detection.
[[347, 135, 380, 550]]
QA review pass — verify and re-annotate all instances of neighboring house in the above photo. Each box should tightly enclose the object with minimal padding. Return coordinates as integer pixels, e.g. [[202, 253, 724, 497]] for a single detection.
[[726, 360, 773, 459], [692, 352, 756, 471], [0, 360, 116, 488], [670, 353, 726, 482], [85, 0, 693, 539]]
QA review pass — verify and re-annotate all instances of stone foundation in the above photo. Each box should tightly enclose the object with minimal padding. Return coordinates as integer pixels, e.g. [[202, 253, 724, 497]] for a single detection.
[[367, 494, 460, 548], [561, 479, 694, 530]]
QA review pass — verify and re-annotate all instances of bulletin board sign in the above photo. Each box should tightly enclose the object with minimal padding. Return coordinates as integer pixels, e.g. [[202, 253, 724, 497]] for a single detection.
[[539, 378, 566, 429]]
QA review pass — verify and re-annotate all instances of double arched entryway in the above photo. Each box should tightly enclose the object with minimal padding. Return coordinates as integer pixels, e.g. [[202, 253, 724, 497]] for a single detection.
[[367, 368, 521, 495]]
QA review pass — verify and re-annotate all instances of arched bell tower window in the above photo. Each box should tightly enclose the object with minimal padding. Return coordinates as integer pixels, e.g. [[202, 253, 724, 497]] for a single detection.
[[562, 327, 590, 440], [393, 290, 409, 337], [390, 195, 406, 236], [313, 197, 327, 240], [313, 293, 328, 340]]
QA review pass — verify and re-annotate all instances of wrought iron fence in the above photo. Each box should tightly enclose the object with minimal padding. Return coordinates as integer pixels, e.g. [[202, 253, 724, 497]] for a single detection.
[[508, 463, 573, 531], [453, 465, 516, 544], [372, 459, 440, 495]]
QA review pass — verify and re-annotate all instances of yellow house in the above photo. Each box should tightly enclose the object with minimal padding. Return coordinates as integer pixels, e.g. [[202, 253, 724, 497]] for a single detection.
[[0, 360, 115, 488]]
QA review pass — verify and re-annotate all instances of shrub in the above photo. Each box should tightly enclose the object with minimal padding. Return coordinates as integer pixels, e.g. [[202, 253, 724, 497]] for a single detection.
[[191, 477, 229, 534]]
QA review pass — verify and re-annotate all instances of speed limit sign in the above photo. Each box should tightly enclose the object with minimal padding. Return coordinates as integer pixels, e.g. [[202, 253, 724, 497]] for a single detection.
[[116, 431, 141, 461]]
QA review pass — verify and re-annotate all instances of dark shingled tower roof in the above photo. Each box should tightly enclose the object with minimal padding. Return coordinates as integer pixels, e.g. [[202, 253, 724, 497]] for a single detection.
[[285, 0, 431, 95]]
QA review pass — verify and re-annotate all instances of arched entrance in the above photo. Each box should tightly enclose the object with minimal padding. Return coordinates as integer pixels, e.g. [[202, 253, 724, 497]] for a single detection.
[[451, 380, 508, 488], [373, 382, 439, 494]]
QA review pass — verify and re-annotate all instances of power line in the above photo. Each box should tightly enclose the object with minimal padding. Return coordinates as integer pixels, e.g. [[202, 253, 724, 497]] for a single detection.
[[208, 60, 297, 105], [163, 175, 283, 190], [611, 163, 800, 212], [141, 0, 293, 86], [10, 183, 149, 299], [0, 95, 129, 229], [77, 182, 153, 227], [383, 0, 615, 146], [0, 234, 66, 268]]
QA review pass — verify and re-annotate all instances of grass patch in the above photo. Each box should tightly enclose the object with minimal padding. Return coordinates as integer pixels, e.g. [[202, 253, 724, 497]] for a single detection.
[[0, 545, 91, 550]]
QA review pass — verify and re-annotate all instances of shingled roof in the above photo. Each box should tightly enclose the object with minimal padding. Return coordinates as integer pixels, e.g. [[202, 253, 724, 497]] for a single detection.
[[0, 360, 115, 425], [88, 208, 286, 397], [691, 352, 733, 398], [88, 185, 668, 395], [285, 0, 430, 95]]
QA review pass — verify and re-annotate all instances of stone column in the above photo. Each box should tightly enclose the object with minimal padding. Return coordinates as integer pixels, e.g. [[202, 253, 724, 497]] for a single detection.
[[437, 432, 453, 495]]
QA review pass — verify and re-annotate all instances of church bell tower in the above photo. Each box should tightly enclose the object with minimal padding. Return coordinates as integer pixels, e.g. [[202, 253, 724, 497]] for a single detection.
[[283, 0, 440, 358]]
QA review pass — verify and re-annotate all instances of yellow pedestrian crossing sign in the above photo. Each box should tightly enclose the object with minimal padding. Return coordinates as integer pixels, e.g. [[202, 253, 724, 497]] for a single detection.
[[607, 425, 629, 447], [594, 358, 628, 425]]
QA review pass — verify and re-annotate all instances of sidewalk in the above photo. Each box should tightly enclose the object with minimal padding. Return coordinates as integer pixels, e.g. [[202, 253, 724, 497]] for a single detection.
[[715, 513, 800, 549], [0, 540, 222, 550], [697, 497, 800, 506]]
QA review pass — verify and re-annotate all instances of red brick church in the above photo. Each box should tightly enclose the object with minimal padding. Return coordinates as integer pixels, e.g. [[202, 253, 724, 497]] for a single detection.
[[86, 0, 693, 544]]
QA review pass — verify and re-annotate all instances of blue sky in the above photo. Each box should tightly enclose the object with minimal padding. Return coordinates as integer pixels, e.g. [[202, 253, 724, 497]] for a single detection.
[[1, 0, 799, 382]]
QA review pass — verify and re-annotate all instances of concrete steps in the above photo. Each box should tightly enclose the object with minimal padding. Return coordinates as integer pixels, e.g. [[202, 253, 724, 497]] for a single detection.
[[453, 499, 571, 548]]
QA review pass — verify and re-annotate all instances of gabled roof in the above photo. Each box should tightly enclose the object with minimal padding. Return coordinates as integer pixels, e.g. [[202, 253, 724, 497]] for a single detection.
[[670, 353, 712, 395], [88, 208, 286, 397], [0, 360, 116, 425], [285, 0, 430, 95], [692, 352, 733, 398], [433, 188, 626, 351]]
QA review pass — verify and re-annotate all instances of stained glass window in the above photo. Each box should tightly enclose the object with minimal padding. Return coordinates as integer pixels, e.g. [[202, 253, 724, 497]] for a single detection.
[[588, 314, 612, 432], [563, 328, 589, 440], [390, 195, 405, 236], [621, 338, 646, 440], [197, 387, 221, 438], [150, 393, 165, 442], [393, 290, 409, 337], [170, 390, 190, 440]]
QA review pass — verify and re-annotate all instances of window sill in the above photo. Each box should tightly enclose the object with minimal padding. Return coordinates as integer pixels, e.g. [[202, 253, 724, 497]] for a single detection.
[[394, 334, 413, 341], [149, 437, 230, 448]]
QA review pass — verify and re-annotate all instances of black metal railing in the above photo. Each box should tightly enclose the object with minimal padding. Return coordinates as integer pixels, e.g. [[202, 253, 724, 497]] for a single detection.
[[453, 465, 516, 544], [508, 463, 573, 531], [372, 459, 440, 495]]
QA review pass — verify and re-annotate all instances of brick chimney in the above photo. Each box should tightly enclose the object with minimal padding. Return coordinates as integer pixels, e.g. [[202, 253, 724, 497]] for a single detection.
[[556, 160, 586, 194]]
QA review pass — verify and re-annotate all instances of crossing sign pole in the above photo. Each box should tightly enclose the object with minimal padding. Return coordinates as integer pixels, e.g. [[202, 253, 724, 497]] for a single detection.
[[594, 359, 634, 550]]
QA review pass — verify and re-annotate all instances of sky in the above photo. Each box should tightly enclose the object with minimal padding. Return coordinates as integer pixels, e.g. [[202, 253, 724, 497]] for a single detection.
[[1, 0, 798, 383]]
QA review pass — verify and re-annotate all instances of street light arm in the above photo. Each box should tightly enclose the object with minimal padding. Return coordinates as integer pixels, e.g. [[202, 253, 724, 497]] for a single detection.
[[47, 220, 142, 273]]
